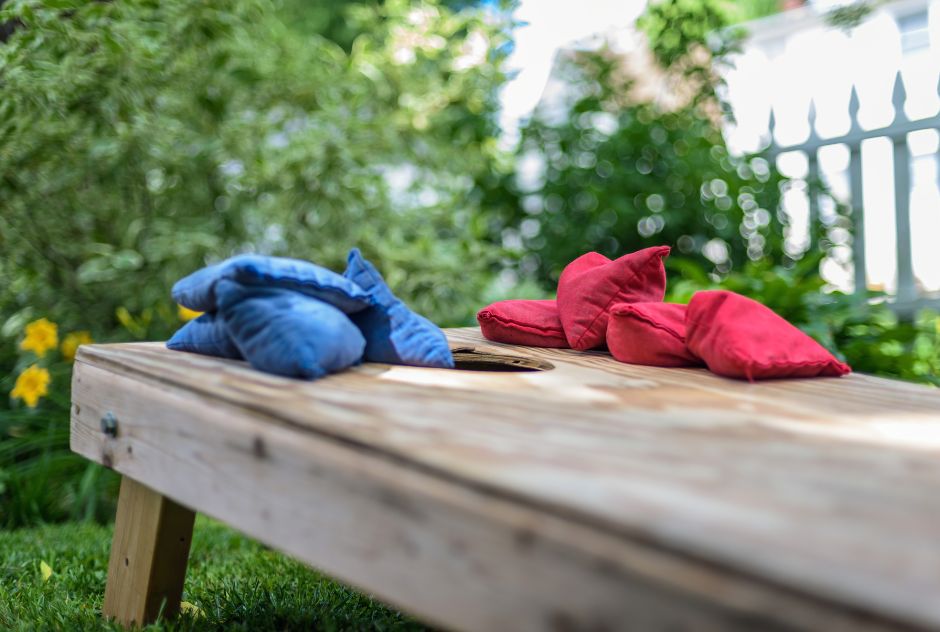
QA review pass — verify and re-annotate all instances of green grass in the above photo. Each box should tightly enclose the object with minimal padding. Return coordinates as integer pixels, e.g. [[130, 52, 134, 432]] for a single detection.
[[0, 517, 430, 631]]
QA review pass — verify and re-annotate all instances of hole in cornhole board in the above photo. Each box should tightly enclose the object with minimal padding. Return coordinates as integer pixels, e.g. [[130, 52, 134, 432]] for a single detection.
[[450, 347, 554, 372]]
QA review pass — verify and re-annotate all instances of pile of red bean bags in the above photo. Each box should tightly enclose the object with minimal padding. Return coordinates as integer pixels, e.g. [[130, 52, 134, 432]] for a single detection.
[[477, 246, 850, 381]]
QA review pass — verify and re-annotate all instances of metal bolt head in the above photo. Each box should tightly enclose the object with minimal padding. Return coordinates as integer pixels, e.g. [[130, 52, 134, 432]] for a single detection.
[[100, 412, 118, 437]]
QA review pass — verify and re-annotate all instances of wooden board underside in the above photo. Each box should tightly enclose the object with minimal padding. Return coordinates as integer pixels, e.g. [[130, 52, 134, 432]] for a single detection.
[[71, 328, 940, 629]]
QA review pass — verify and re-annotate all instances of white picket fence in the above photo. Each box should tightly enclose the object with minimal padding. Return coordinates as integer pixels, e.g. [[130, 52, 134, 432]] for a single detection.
[[766, 71, 940, 315]]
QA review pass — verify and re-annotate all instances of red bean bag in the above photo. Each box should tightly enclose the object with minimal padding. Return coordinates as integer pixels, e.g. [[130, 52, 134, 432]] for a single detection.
[[686, 290, 851, 381], [607, 302, 701, 367], [477, 299, 568, 348], [557, 246, 670, 350]]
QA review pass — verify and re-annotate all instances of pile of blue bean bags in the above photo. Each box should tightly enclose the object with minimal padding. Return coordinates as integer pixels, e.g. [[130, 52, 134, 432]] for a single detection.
[[166, 249, 454, 378]]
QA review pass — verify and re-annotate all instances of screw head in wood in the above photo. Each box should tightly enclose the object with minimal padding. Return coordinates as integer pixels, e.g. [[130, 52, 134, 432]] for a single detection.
[[101, 412, 118, 437]]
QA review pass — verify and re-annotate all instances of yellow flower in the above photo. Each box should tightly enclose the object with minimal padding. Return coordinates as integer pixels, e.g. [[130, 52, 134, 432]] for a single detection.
[[11, 365, 51, 408], [177, 305, 203, 322], [61, 331, 93, 362], [19, 318, 58, 358]]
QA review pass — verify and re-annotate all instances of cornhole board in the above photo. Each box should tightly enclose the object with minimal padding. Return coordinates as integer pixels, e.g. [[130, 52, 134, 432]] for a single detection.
[[70, 327, 940, 630]]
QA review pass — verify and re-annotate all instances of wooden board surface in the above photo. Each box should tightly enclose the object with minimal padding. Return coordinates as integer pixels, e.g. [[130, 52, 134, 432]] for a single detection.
[[71, 328, 940, 630]]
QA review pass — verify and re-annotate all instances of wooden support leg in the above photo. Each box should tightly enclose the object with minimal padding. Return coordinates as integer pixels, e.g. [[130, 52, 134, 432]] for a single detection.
[[103, 476, 196, 628]]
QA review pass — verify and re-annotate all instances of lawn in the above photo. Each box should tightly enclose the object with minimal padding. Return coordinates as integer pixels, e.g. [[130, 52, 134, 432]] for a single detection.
[[0, 516, 428, 631]]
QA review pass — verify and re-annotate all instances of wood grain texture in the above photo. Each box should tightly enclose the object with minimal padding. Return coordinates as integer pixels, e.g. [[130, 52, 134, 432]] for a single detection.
[[71, 328, 940, 630], [102, 477, 195, 627]]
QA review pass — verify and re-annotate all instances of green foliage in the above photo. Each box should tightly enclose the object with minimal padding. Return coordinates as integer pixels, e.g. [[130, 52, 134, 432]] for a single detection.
[[638, 0, 744, 100], [0, 390, 118, 528], [276, 0, 488, 50], [639, 0, 781, 30], [486, 45, 794, 286], [0, 517, 427, 630], [835, 308, 940, 385], [276, 0, 368, 50], [825, 1, 878, 31], [723, 0, 782, 25], [0, 0, 509, 337]]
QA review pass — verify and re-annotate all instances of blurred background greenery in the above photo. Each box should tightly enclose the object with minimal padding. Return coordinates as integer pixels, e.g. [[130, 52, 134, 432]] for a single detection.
[[1, 0, 938, 533]]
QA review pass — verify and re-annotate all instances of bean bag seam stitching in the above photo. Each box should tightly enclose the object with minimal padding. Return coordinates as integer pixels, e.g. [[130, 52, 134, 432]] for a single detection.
[[479, 312, 566, 336], [611, 310, 684, 342]]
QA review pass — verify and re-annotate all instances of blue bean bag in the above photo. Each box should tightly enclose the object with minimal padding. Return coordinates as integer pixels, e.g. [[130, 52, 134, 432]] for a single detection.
[[343, 248, 454, 369], [216, 280, 365, 379], [166, 312, 242, 359], [172, 254, 372, 314]]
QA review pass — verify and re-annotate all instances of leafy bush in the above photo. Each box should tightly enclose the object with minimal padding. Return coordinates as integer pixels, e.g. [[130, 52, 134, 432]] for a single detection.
[[637, 0, 742, 104], [0, 0, 509, 338], [482, 0, 833, 287], [485, 49, 793, 285]]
